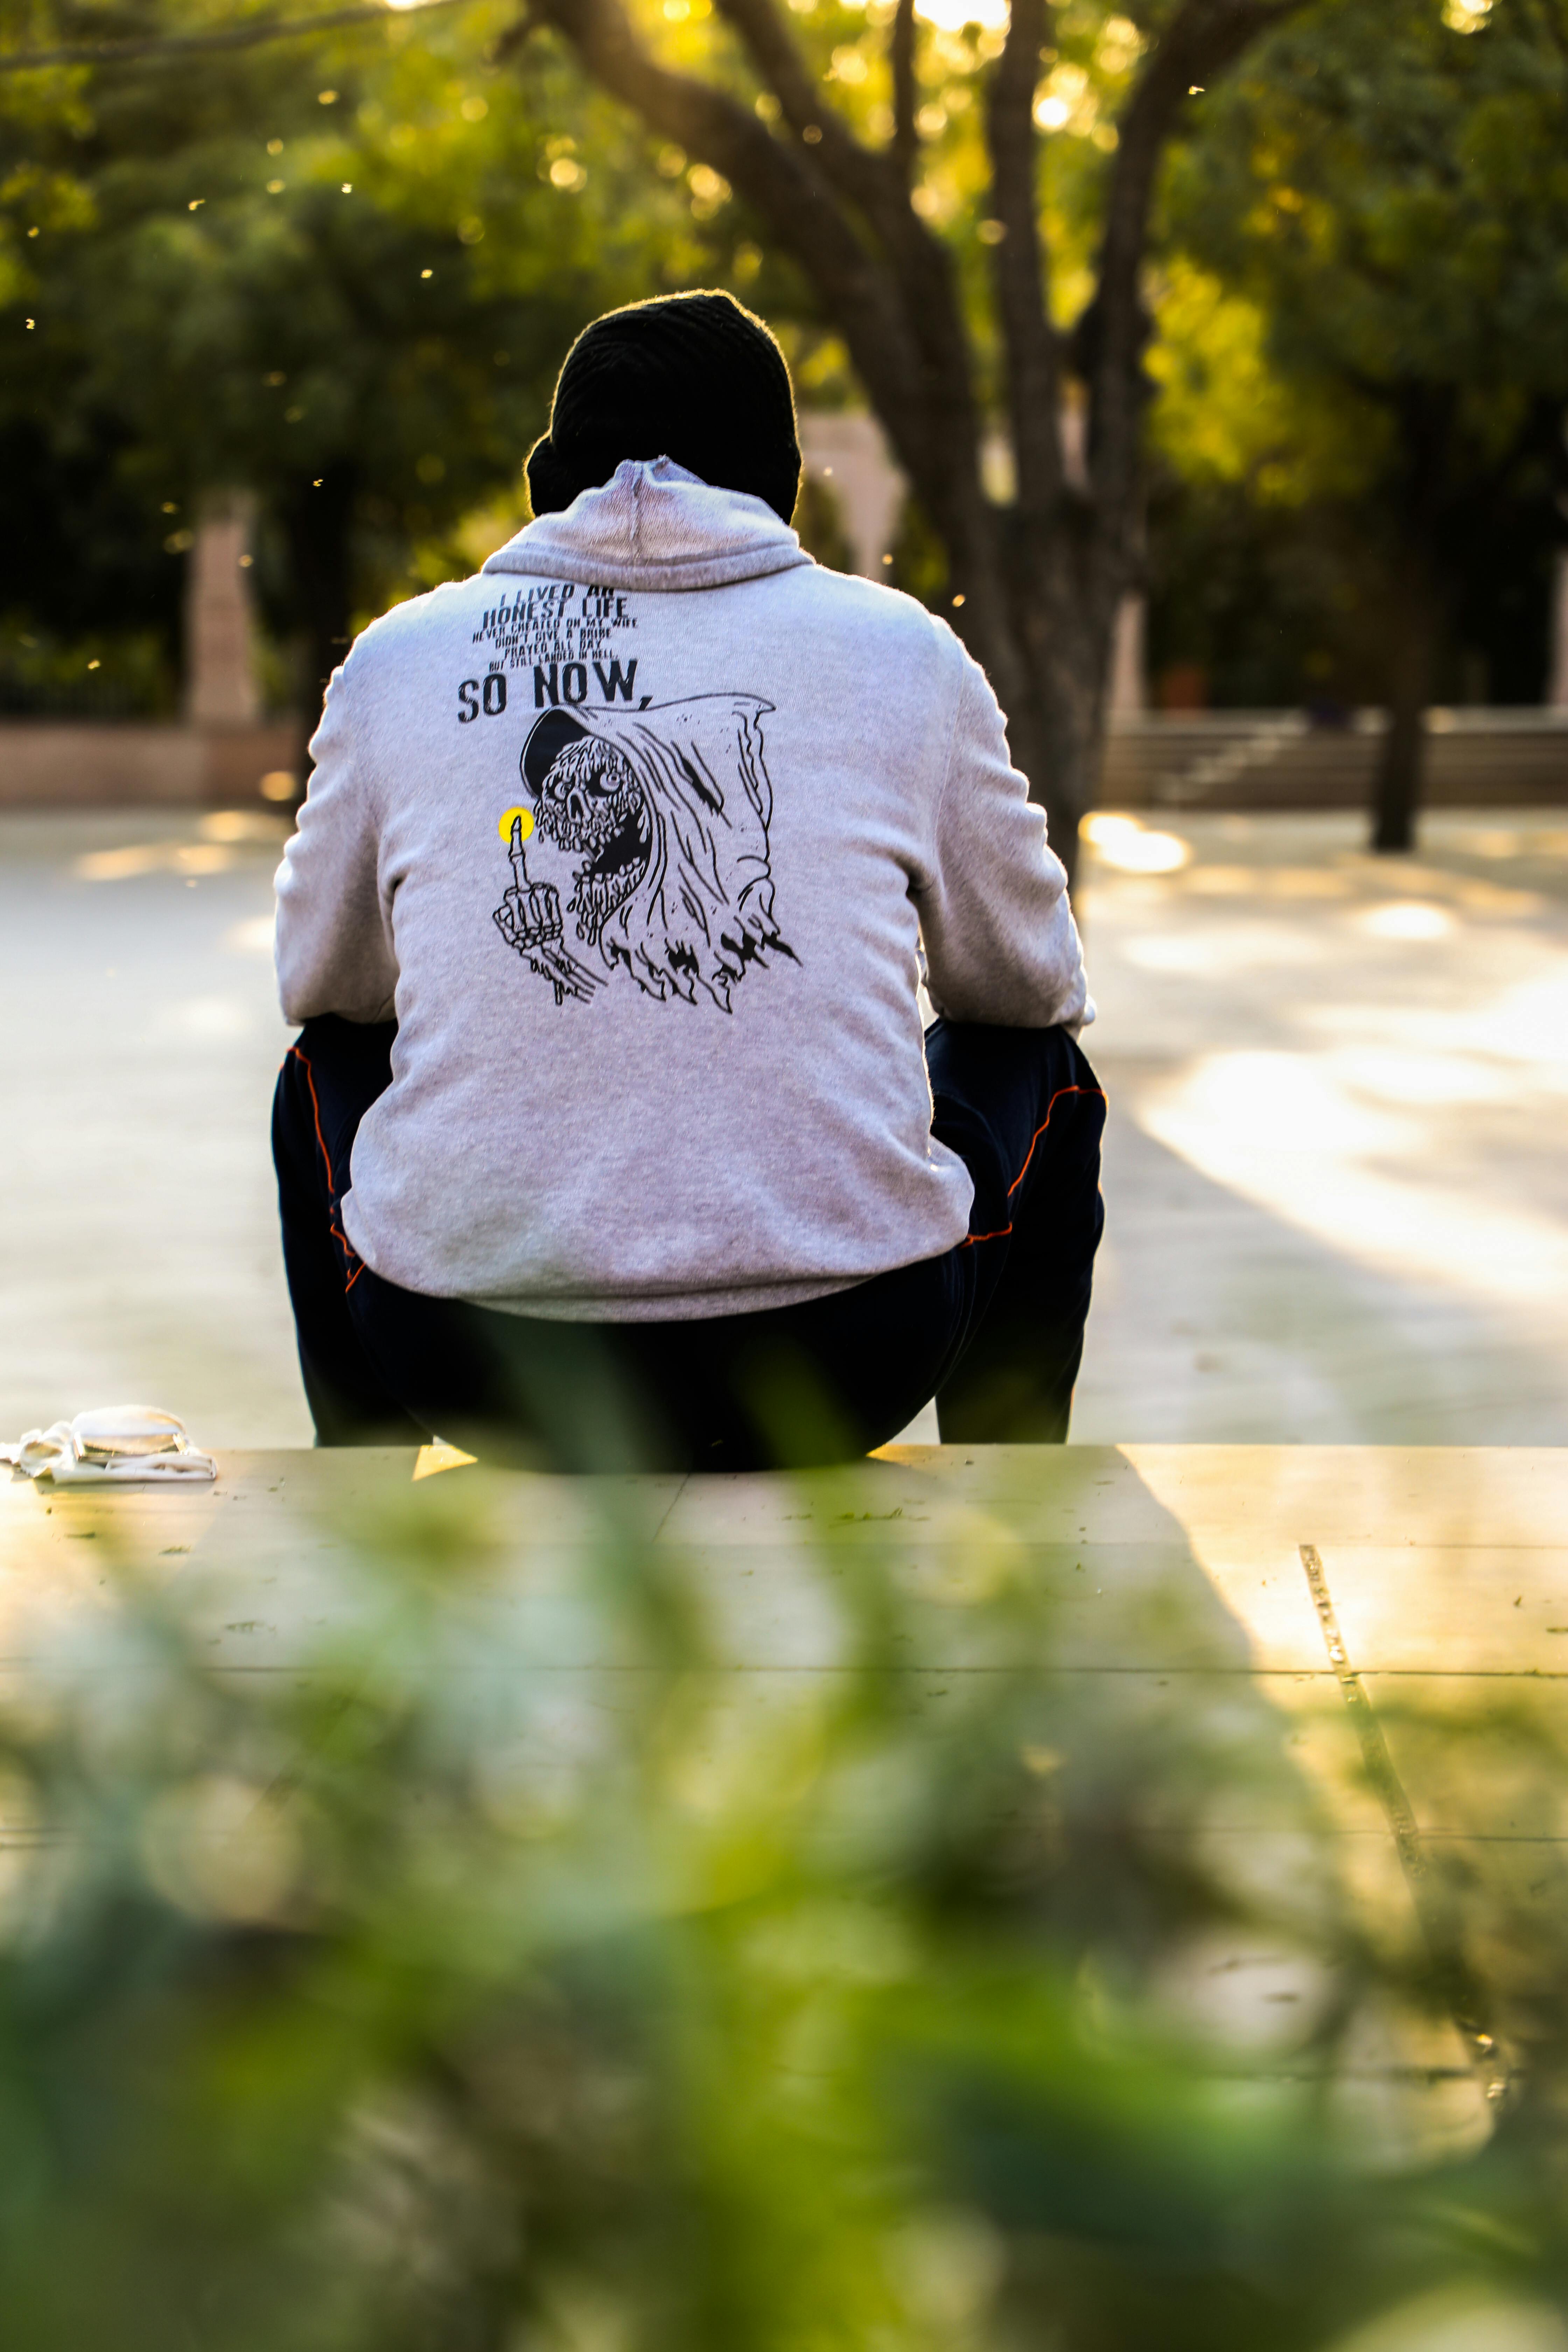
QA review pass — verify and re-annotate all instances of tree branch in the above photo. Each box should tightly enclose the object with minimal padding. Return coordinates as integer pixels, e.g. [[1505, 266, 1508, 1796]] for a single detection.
[[532, 0, 1018, 706], [710, 0, 913, 238], [0, 0, 464, 76], [890, 0, 917, 183], [532, 0, 933, 463], [712, 0, 995, 544], [986, 0, 1062, 521]]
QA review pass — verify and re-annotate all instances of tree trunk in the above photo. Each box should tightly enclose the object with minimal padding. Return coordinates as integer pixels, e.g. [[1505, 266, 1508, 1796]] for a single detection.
[[984, 505, 1112, 873], [1372, 540, 1439, 855], [282, 460, 356, 735], [1032, 643, 1107, 857]]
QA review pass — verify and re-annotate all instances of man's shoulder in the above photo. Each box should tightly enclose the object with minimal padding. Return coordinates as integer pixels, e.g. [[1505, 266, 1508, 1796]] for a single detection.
[[783, 562, 959, 631], [769, 563, 969, 673], [348, 574, 490, 668]]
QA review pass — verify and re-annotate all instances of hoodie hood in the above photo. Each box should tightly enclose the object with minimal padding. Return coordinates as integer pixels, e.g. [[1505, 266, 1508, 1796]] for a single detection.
[[483, 457, 814, 594]]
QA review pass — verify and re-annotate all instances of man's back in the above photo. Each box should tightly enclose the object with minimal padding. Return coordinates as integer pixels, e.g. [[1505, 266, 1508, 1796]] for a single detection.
[[275, 458, 1087, 1321]]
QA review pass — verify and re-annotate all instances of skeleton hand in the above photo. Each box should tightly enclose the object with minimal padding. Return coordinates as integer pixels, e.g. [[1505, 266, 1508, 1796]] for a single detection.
[[494, 877, 564, 956], [492, 817, 598, 1003]]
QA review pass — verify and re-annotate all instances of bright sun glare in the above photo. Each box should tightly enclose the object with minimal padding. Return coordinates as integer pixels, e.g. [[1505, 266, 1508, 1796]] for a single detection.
[[1081, 811, 1191, 875], [913, 0, 1010, 26]]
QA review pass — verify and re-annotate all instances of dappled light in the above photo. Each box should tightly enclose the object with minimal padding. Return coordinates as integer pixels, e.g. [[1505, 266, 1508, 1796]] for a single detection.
[[1079, 810, 1191, 874], [1074, 813, 1568, 1444]]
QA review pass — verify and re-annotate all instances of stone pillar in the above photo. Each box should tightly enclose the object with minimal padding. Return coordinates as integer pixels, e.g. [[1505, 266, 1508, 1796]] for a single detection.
[[797, 413, 905, 578], [1108, 594, 1147, 716], [185, 493, 261, 726], [1549, 551, 1568, 712]]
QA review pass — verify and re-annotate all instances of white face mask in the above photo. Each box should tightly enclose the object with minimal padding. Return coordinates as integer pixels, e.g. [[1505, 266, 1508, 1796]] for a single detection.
[[2, 1406, 216, 1483]]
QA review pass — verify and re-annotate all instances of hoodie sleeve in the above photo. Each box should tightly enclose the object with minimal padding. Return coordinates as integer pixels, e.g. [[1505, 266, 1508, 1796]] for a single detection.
[[273, 663, 400, 1027], [916, 653, 1093, 1034]]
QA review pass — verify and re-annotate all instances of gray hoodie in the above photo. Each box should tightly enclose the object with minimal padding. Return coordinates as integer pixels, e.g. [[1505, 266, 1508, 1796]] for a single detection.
[[274, 459, 1092, 1321]]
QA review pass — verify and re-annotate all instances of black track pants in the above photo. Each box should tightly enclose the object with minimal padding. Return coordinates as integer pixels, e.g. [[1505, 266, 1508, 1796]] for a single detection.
[[272, 1014, 1105, 1471]]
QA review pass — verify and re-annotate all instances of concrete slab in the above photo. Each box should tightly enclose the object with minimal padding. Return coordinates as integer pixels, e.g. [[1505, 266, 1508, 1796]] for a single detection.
[[3, 1450, 1552, 1762]]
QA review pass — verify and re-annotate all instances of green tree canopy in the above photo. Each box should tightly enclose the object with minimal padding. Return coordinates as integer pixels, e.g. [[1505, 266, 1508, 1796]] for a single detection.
[[1158, 0, 1568, 839], [0, 0, 745, 712]]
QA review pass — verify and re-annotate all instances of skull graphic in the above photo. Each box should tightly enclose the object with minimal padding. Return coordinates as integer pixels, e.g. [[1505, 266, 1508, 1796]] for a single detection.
[[496, 697, 793, 1011], [532, 735, 653, 946]]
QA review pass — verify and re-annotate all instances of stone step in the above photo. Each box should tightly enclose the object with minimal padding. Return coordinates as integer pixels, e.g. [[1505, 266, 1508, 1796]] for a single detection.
[[1102, 712, 1568, 810]]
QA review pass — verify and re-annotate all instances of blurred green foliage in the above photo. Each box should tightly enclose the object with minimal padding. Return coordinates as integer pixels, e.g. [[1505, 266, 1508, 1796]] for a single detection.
[[4, 0, 1566, 719], [1149, 0, 1568, 709], [0, 0, 776, 708], [0, 617, 178, 714], [2, 1459, 1567, 2348]]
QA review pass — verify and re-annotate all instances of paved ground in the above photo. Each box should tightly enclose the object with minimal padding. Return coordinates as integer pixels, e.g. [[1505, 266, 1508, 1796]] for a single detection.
[[0, 805, 1564, 1449], [0, 811, 304, 1446], [1072, 809, 1568, 1446]]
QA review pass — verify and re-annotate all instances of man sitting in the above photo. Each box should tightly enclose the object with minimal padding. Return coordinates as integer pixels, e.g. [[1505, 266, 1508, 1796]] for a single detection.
[[272, 291, 1103, 1470]]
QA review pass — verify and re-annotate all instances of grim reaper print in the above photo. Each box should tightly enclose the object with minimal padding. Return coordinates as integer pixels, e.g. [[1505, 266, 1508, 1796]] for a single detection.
[[492, 695, 794, 1012]]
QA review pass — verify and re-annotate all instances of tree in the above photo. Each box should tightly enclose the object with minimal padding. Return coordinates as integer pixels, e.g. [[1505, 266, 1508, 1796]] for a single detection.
[[1162, 0, 1568, 848], [7, 1, 1313, 834], [0, 1, 713, 713], [495, 0, 1306, 862]]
